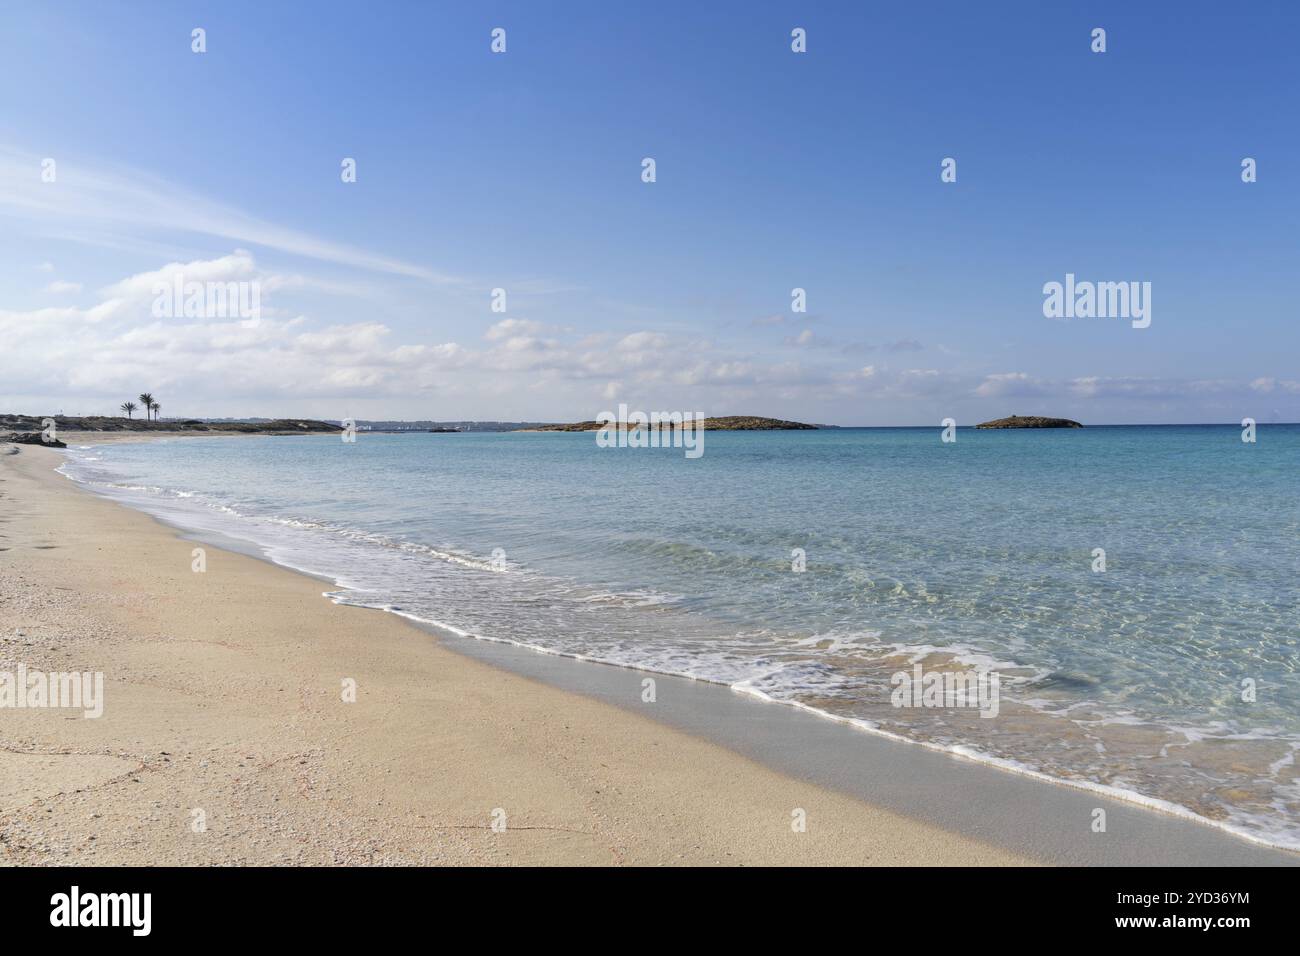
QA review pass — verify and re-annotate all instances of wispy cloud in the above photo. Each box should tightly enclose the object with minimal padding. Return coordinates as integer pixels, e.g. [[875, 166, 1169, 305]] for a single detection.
[[0, 146, 461, 285]]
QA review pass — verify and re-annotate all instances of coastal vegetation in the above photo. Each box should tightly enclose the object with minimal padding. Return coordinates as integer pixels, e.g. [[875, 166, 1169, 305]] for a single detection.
[[1, 414, 338, 436]]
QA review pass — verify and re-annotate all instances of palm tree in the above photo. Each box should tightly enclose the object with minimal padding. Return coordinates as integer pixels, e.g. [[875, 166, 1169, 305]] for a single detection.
[[138, 393, 154, 422], [149, 401, 161, 422], [121, 401, 137, 419]]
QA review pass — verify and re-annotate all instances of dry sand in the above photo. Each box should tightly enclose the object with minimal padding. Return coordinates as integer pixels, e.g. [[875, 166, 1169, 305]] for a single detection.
[[0, 443, 1032, 866]]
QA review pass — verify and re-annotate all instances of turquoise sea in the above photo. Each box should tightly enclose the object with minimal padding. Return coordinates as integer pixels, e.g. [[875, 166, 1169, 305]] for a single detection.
[[61, 425, 1300, 848]]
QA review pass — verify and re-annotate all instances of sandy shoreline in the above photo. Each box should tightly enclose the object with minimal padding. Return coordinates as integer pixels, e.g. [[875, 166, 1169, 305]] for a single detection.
[[0, 443, 1036, 865]]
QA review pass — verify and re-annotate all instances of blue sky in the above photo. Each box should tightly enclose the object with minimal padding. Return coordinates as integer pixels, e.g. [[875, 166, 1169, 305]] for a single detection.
[[1, 0, 1297, 424]]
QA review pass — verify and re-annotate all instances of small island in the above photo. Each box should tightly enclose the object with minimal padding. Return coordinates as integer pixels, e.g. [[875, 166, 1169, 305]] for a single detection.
[[975, 415, 1082, 429], [526, 415, 817, 432]]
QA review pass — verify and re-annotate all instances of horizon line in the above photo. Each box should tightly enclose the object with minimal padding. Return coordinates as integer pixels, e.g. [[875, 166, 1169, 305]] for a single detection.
[[5, 411, 1295, 430]]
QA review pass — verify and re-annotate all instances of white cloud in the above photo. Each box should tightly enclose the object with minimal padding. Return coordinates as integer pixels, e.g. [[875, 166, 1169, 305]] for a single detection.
[[101, 250, 257, 300], [1245, 377, 1300, 394], [485, 318, 544, 341], [4, 250, 1293, 424], [975, 372, 1050, 398], [616, 331, 668, 351]]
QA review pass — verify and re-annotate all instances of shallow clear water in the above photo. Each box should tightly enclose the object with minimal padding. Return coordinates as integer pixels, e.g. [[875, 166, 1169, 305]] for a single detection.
[[61, 426, 1300, 848]]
